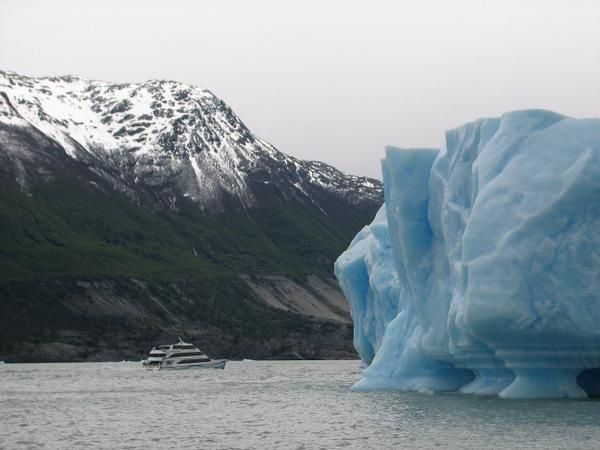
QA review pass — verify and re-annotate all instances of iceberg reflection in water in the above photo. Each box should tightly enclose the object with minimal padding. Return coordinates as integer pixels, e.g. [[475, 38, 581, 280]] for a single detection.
[[335, 110, 600, 398]]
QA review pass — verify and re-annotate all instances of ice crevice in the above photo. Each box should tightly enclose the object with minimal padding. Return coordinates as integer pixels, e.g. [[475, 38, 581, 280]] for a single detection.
[[335, 109, 600, 399]]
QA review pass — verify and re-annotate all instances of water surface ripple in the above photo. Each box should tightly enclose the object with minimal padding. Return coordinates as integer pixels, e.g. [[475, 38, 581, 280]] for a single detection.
[[1, 361, 599, 449]]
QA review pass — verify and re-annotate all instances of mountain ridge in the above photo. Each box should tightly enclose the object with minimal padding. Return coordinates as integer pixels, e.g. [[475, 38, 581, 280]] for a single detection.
[[0, 70, 381, 213], [0, 70, 382, 362]]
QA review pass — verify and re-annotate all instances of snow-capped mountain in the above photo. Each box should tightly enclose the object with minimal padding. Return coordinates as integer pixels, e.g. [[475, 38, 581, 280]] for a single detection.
[[0, 70, 382, 213]]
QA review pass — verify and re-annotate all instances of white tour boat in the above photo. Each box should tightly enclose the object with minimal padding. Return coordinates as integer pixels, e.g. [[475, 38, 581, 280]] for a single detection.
[[142, 339, 227, 370]]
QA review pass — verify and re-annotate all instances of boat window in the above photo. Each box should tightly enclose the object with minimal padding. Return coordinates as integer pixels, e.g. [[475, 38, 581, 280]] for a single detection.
[[177, 358, 211, 364], [166, 352, 205, 358]]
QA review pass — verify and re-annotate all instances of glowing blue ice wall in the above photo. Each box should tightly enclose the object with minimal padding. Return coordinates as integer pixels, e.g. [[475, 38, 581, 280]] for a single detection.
[[335, 110, 600, 398]]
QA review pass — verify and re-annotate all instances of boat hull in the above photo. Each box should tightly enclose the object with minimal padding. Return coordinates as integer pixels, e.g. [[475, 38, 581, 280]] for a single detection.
[[143, 359, 227, 370], [162, 359, 227, 370]]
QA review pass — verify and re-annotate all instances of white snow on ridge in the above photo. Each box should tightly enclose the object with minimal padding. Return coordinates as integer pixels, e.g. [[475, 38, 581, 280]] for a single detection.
[[0, 71, 215, 157], [0, 70, 382, 209]]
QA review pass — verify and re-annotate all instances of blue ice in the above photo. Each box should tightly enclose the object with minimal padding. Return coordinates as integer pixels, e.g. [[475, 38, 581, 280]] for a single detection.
[[335, 110, 600, 398]]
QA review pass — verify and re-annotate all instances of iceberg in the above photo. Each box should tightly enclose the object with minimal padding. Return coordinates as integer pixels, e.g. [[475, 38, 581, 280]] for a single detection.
[[335, 110, 600, 398]]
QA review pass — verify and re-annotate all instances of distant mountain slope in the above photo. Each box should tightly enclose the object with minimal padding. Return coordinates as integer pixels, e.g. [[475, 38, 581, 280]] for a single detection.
[[0, 71, 383, 362], [0, 70, 381, 212]]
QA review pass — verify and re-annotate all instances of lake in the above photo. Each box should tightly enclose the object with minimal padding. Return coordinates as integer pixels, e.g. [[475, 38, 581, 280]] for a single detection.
[[1, 360, 599, 449]]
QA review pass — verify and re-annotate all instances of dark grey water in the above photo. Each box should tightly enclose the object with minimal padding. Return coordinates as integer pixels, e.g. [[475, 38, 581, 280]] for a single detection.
[[1, 360, 599, 449]]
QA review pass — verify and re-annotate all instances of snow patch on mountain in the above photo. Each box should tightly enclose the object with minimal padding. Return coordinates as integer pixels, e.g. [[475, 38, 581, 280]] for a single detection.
[[0, 70, 382, 212]]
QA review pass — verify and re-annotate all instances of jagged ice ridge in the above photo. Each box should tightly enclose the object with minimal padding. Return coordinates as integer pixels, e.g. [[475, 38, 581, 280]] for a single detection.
[[335, 110, 600, 398]]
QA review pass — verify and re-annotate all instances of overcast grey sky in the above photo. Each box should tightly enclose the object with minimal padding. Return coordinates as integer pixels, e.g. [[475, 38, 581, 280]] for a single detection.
[[2, 0, 600, 179]]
